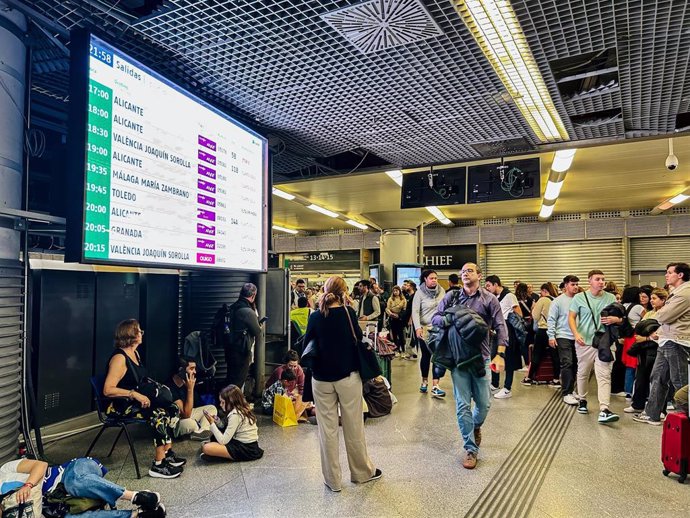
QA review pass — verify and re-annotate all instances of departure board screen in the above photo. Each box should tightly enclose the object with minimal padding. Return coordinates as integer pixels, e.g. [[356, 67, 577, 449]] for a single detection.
[[68, 33, 268, 271]]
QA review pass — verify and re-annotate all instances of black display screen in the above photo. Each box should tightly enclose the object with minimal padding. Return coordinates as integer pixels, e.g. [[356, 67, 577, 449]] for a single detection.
[[401, 167, 467, 209], [467, 158, 540, 204]]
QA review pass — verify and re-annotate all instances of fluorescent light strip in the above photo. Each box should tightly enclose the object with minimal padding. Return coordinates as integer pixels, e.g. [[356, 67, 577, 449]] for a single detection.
[[385, 169, 403, 187], [551, 149, 576, 173], [272, 187, 295, 200], [426, 206, 452, 225], [272, 225, 298, 234], [307, 204, 339, 218], [543, 180, 563, 201], [346, 219, 368, 230], [539, 204, 554, 218], [669, 193, 690, 205], [455, 0, 569, 143]]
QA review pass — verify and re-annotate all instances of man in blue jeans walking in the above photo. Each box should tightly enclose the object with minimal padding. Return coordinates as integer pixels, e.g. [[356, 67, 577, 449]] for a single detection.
[[432, 262, 509, 469], [0, 457, 165, 517]]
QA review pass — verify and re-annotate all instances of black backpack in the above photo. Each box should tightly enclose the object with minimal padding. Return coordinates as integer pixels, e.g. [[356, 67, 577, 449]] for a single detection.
[[182, 331, 217, 380]]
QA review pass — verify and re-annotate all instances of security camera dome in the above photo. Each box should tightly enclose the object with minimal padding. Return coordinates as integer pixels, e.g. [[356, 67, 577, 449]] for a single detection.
[[666, 154, 679, 171]]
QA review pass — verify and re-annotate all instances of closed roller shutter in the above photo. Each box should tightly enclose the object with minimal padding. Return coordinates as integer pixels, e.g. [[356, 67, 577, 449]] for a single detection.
[[486, 240, 625, 289], [179, 271, 255, 381], [0, 260, 23, 464], [630, 237, 690, 271]]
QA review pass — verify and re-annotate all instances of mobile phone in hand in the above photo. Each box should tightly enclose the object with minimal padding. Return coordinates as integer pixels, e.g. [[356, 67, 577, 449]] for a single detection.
[[259, 316, 268, 324]]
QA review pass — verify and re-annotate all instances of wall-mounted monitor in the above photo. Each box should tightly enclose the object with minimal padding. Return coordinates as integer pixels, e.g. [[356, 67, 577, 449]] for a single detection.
[[393, 263, 422, 288], [66, 31, 268, 271], [467, 158, 540, 204], [401, 166, 466, 209], [369, 264, 382, 284]]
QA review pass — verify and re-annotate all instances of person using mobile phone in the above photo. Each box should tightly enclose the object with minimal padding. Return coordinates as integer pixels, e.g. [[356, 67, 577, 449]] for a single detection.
[[167, 357, 218, 441]]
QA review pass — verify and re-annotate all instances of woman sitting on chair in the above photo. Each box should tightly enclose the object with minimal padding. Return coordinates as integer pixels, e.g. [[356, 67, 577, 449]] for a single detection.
[[103, 319, 184, 479]]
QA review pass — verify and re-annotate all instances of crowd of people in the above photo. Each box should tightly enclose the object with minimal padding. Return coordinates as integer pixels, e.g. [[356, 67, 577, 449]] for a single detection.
[[2, 264, 688, 515], [289, 262, 690, 471]]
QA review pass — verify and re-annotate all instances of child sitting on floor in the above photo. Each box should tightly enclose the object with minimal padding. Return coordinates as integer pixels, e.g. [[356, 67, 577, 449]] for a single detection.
[[261, 369, 297, 415], [201, 385, 264, 462]]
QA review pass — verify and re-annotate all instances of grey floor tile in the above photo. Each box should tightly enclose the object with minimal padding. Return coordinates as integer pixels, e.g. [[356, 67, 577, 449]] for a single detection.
[[38, 357, 686, 518]]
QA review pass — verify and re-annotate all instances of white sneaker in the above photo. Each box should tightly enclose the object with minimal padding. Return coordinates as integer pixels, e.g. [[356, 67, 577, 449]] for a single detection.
[[667, 402, 675, 411], [612, 391, 627, 397], [563, 394, 579, 406], [518, 367, 529, 372], [494, 388, 512, 399], [624, 405, 643, 414], [490, 384, 500, 394]]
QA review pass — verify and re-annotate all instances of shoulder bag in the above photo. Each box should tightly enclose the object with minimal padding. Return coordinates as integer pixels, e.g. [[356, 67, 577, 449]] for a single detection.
[[300, 338, 318, 370], [124, 353, 173, 408], [344, 306, 382, 382]]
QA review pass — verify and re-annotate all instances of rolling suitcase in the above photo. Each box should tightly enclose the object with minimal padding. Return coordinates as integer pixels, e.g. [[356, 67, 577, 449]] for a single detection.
[[661, 412, 689, 483], [661, 353, 690, 483]]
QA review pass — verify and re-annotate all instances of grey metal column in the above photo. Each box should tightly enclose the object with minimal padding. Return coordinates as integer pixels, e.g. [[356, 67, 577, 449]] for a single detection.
[[0, 1, 26, 260], [0, 1, 26, 464], [254, 272, 267, 398]]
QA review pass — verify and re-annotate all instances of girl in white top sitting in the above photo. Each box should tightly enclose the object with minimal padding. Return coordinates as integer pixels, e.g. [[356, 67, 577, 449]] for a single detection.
[[201, 384, 264, 462]]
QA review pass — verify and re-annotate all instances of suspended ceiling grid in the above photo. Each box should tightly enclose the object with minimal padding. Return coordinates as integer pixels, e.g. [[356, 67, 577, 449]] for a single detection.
[[512, 0, 690, 139], [18, 0, 690, 179], [130, 0, 539, 166]]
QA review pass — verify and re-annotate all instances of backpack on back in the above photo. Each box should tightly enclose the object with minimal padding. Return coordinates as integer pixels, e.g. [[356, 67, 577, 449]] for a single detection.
[[183, 331, 217, 380]]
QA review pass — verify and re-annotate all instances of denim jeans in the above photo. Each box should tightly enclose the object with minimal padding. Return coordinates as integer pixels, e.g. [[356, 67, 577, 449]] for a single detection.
[[624, 367, 635, 395], [451, 359, 491, 454], [63, 459, 131, 518], [645, 341, 689, 421]]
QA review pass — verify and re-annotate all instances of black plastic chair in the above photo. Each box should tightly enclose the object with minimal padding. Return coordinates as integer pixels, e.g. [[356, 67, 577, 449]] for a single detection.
[[85, 375, 148, 479]]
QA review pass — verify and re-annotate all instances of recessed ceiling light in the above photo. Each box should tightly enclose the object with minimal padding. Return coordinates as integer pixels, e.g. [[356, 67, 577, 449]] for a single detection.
[[272, 188, 295, 200], [307, 204, 339, 218], [272, 225, 298, 234]]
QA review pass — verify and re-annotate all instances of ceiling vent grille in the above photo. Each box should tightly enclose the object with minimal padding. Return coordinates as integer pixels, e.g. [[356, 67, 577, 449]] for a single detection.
[[483, 218, 511, 226], [552, 213, 582, 221], [672, 207, 690, 215], [321, 0, 443, 54], [516, 216, 539, 223], [456, 220, 478, 227], [590, 210, 622, 219], [629, 209, 652, 217]]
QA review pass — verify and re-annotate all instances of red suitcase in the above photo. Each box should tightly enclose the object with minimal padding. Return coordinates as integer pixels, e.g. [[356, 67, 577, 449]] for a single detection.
[[661, 412, 690, 483], [528, 344, 555, 383]]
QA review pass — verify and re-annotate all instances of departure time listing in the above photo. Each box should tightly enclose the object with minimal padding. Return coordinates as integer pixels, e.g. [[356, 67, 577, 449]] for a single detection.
[[83, 36, 265, 270]]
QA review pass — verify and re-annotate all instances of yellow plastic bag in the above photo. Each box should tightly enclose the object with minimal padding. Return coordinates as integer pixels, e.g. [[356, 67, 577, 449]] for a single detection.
[[273, 393, 298, 427]]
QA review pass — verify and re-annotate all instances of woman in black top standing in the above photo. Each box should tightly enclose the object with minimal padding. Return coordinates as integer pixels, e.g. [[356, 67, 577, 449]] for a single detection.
[[103, 319, 185, 479], [303, 276, 381, 492]]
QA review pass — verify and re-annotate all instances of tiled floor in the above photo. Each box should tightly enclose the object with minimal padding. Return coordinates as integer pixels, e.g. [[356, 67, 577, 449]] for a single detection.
[[45, 359, 689, 517]]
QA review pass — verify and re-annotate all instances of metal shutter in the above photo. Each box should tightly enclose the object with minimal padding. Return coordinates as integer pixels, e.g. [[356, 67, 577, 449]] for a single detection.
[[485, 240, 625, 288], [0, 259, 22, 464], [630, 237, 690, 271], [179, 271, 255, 380]]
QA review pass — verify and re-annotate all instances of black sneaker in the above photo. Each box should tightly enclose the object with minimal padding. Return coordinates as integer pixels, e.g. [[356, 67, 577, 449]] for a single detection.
[[165, 449, 186, 467], [577, 399, 588, 414], [364, 468, 382, 483], [132, 491, 160, 510], [520, 378, 534, 386], [138, 504, 166, 518], [148, 462, 182, 479]]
